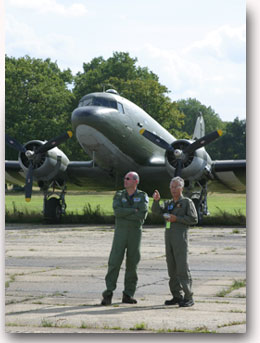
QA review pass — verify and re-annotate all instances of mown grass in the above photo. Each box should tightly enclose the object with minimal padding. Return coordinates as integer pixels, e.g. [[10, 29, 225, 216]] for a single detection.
[[5, 192, 115, 215], [207, 192, 246, 216], [5, 191, 246, 226]]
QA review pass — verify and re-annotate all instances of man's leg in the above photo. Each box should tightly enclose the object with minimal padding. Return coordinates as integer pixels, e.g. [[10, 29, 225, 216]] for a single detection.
[[103, 228, 127, 298], [123, 228, 142, 298], [165, 230, 182, 299], [173, 229, 193, 301]]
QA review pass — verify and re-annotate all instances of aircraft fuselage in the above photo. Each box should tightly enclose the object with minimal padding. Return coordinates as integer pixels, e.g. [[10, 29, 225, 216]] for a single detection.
[[71, 90, 176, 190]]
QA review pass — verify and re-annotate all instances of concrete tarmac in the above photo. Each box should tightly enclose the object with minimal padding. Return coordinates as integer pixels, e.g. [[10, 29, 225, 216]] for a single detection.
[[5, 224, 246, 334]]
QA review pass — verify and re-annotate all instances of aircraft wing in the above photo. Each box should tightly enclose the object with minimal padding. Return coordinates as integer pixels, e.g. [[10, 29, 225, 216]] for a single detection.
[[211, 160, 246, 191], [212, 160, 246, 172], [65, 161, 115, 190], [5, 160, 116, 191], [5, 161, 25, 186]]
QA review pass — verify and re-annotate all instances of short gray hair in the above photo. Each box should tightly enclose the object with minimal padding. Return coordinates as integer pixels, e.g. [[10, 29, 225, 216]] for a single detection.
[[170, 176, 184, 189], [127, 171, 140, 184]]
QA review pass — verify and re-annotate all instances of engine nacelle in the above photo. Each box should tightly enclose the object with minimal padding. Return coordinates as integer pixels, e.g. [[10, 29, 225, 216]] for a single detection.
[[18, 140, 69, 181], [165, 139, 213, 180]]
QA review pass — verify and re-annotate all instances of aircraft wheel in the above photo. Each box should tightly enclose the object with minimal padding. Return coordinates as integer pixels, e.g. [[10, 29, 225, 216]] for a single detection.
[[192, 198, 203, 225], [44, 197, 62, 223]]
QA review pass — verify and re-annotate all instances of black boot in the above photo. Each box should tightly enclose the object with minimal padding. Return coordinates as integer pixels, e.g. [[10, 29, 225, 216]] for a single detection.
[[122, 293, 137, 304], [101, 294, 112, 305], [164, 296, 183, 306], [179, 298, 194, 307]]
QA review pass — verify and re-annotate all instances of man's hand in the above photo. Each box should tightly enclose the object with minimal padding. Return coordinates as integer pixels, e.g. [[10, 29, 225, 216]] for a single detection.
[[153, 190, 161, 201], [168, 214, 177, 223]]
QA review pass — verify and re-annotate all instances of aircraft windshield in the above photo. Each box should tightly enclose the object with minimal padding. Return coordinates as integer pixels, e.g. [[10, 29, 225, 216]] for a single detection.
[[79, 97, 117, 109]]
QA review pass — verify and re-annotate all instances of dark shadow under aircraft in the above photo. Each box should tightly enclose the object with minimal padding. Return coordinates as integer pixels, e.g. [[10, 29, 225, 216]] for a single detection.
[[5, 89, 246, 223]]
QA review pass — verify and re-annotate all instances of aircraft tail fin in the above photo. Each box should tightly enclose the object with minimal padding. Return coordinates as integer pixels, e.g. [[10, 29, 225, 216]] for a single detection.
[[192, 112, 205, 140]]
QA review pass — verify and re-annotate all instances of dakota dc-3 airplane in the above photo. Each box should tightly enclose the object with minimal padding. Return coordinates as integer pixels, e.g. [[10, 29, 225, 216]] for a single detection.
[[5, 89, 246, 223]]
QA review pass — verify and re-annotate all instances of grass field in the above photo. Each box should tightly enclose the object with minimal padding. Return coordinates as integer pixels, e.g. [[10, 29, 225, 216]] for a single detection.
[[5, 191, 246, 216]]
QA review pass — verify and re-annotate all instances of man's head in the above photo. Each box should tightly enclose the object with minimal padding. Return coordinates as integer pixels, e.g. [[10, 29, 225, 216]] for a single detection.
[[124, 171, 139, 193], [170, 176, 184, 200]]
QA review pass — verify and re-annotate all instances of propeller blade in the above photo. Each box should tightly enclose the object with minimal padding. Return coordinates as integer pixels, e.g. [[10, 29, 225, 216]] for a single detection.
[[174, 159, 183, 177], [140, 129, 173, 151], [183, 130, 223, 154], [36, 130, 73, 154], [5, 134, 26, 153], [25, 163, 34, 202]]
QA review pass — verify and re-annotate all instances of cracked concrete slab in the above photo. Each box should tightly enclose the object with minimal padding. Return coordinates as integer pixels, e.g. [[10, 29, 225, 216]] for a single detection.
[[5, 224, 246, 334]]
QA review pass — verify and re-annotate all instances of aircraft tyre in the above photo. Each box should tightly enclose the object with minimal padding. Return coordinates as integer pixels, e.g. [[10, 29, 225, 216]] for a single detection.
[[192, 198, 203, 226], [44, 197, 62, 223]]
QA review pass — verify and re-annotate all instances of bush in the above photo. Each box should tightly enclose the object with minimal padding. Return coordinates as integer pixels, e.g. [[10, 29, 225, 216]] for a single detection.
[[5, 203, 246, 226]]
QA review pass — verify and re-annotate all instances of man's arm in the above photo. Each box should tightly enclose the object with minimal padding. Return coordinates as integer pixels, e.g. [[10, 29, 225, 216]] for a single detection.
[[113, 192, 136, 218], [125, 194, 149, 222], [151, 199, 169, 216], [175, 199, 198, 225]]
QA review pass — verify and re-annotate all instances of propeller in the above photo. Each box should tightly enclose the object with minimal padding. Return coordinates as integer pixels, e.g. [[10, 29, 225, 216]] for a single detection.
[[25, 163, 34, 202], [6, 131, 73, 201], [140, 128, 222, 177], [5, 134, 26, 153], [35, 131, 73, 154], [139, 129, 174, 151], [182, 130, 223, 155]]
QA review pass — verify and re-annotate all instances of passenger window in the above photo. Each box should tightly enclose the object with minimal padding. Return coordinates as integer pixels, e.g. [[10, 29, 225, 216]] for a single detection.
[[117, 102, 124, 114]]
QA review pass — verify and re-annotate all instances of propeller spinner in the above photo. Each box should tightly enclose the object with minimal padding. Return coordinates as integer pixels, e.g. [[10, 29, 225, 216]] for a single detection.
[[6, 131, 73, 201]]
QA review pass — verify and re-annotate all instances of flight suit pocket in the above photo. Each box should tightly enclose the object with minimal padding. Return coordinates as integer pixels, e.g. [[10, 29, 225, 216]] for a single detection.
[[121, 197, 130, 208], [173, 203, 186, 216]]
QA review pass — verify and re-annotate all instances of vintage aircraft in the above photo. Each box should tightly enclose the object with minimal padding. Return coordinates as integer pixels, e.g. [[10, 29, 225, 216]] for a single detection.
[[5, 89, 246, 223]]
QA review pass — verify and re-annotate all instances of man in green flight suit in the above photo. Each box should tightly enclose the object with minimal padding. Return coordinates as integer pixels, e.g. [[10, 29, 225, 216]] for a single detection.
[[101, 171, 149, 305], [152, 176, 198, 307]]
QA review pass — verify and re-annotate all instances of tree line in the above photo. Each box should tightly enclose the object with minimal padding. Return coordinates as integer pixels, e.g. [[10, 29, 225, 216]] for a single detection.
[[5, 52, 246, 161]]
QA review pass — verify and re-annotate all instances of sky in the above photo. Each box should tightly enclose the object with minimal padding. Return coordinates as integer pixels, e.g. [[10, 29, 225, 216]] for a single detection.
[[4, 0, 247, 122]]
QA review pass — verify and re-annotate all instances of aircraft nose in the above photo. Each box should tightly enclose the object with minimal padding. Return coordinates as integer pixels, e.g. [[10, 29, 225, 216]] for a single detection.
[[71, 106, 96, 125], [71, 106, 113, 131]]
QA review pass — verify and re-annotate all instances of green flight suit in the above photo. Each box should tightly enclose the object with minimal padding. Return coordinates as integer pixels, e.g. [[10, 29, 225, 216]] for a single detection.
[[152, 195, 198, 300], [103, 189, 149, 298]]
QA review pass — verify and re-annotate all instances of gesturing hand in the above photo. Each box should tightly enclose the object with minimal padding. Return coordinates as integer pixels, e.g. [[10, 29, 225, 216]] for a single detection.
[[153, 190, 160, 201]]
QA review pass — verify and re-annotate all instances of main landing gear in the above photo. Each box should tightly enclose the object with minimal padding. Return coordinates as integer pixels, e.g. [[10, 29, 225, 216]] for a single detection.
[[41, 181, 67, 223], [187, 181, 210, 225]]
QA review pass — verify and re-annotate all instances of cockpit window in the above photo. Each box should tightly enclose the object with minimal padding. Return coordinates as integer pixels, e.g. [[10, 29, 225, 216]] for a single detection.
[[93, 97, 117, 109], [78, 96, 117, 109], [81, 98, 92, 107], [117, 102, 124, 114]]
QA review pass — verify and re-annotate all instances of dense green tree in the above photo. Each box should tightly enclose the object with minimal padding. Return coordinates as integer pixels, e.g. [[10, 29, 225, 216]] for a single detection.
[[176, 98, 224, 135], [73, 52, 160, 102], [176, 98, 227, 159], [5, 55, 85, 160], [212, 118, 246, 160], [176, 98, 246, 160]]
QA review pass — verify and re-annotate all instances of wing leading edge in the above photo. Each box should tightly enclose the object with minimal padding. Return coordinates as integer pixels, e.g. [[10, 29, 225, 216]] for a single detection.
[[5, 160, 116, 191], [211, 160, 246, 191]]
